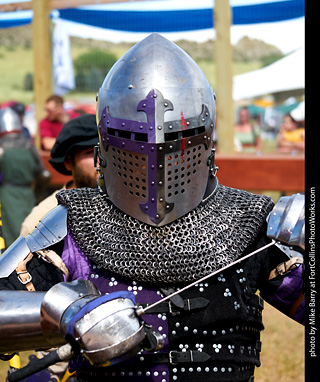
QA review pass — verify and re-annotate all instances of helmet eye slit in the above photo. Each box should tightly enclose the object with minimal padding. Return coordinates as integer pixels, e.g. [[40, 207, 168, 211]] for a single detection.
[[164, 125, 205, 142], [107, 127, 148, 142]]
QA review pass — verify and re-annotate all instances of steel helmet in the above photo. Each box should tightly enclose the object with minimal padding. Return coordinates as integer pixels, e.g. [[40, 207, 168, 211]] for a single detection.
[[96, 33, 217, 226], [0, 107, 22, 136]]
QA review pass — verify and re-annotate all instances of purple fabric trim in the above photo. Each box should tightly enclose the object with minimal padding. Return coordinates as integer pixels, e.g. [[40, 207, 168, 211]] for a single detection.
[[61, 229, 92, 280], [263, 265, 305, 325]]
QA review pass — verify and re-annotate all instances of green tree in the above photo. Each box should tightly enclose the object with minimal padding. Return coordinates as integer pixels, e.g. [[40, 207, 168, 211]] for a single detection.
[[74, 49, 117, 92]]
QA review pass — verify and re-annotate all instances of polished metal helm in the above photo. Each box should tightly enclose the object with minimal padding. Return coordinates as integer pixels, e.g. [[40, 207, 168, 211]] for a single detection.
[[0, 107, 22, 136], [96, 33, 217, 226]]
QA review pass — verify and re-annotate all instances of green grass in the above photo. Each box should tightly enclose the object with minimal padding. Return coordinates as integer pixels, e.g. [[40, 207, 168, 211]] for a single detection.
[[0, 46, 34, 105], [198, 58, 262, 87], [256, 302, 305, 382]]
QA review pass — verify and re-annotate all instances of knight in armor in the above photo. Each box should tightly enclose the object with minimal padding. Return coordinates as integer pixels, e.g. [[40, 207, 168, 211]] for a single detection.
[[0, 34, 304, 382], [0, 107, 50, 248]]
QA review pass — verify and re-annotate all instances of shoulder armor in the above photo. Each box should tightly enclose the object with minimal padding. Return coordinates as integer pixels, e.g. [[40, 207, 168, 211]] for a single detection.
[[25, 204, 68, 252], [267, 193, 305, 252], [0, 205, 68, 278]]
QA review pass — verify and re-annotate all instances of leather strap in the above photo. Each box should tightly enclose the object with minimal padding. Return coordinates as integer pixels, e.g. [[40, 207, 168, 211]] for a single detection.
[[139, 297, 209, 314], [141, 350, 211, 364], [36, 249, 69, 280], [268, 256, 303, 280], [15, 252, 35, 291]]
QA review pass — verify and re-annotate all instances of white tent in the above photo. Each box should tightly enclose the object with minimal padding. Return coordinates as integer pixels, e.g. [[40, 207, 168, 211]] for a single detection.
[[232, 47, 305, 101]]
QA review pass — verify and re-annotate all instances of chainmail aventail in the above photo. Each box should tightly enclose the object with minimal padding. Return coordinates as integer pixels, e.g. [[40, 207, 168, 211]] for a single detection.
[[56, 184, 274, 285]]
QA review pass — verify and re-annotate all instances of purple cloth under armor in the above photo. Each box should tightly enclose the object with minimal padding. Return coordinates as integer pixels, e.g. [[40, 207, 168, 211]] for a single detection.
[[262, 265, 305, 325]]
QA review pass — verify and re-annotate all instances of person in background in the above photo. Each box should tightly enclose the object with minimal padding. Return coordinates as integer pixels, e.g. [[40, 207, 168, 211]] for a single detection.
[[40, 95, 79, 151], [8, 101, 32, 140], [0, 107, 50, 248], [21, 113, 99, 237], [234, 107, 262, 153], [276, 113, 305, 154]]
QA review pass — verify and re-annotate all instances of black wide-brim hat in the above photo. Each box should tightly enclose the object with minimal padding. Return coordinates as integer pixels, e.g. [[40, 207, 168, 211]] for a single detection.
[[49, 113, 98, 175]]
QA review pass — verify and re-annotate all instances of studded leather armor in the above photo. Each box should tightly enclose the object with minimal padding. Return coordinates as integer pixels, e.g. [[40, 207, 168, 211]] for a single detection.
[[61, 226, 271, 382]]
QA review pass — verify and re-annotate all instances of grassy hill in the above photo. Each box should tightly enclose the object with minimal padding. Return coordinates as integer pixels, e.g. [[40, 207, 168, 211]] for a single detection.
[[0, 25, 283, 105]]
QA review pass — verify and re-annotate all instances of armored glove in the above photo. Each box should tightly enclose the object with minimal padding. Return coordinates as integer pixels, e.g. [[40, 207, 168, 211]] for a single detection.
[[267, 193, 305, 253]]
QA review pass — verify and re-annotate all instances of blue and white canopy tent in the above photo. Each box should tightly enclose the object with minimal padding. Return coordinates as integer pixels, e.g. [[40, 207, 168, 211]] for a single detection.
[[0, 0, 305, 31]]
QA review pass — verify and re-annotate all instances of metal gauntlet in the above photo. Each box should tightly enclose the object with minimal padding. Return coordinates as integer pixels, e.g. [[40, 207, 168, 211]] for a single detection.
[[267, 193, 305, 252], [0, 280, 146, 367]]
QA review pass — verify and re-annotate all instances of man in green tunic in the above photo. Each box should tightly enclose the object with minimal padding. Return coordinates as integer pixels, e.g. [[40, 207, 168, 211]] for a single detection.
[[0, 107, 50, 248]]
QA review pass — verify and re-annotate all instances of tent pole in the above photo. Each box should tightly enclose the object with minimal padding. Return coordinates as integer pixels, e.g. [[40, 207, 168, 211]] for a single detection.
[[32, 0, 53, 150], [214, 0, 235, 154]]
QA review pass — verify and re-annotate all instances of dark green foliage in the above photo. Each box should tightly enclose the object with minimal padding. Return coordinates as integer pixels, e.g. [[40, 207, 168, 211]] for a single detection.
[[74, 49, 117, 92]]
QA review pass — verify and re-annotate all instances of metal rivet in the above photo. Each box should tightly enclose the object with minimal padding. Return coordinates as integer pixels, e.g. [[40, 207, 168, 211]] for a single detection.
[[158, 126, 162, 130], [128, 84, 133, 89]]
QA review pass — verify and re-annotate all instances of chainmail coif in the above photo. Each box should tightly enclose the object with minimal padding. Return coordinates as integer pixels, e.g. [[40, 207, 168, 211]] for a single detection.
[[56, 184, 274, 285]]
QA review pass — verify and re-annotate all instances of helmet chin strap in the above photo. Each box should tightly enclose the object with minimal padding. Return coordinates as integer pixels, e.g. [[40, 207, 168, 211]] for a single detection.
[[203, 175, 219, 202], [203, 147, 219, 201]]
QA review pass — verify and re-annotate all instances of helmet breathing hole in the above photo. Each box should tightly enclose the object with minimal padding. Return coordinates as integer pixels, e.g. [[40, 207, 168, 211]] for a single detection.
[[165, 144, 204, 200], [111, 147, 148, 199]]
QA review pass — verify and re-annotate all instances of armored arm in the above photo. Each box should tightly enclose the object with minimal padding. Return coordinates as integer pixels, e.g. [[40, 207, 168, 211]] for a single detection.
[[0, 280, 100, 354], [0, 205, 150, 379], [261, 193, 305, 325]]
